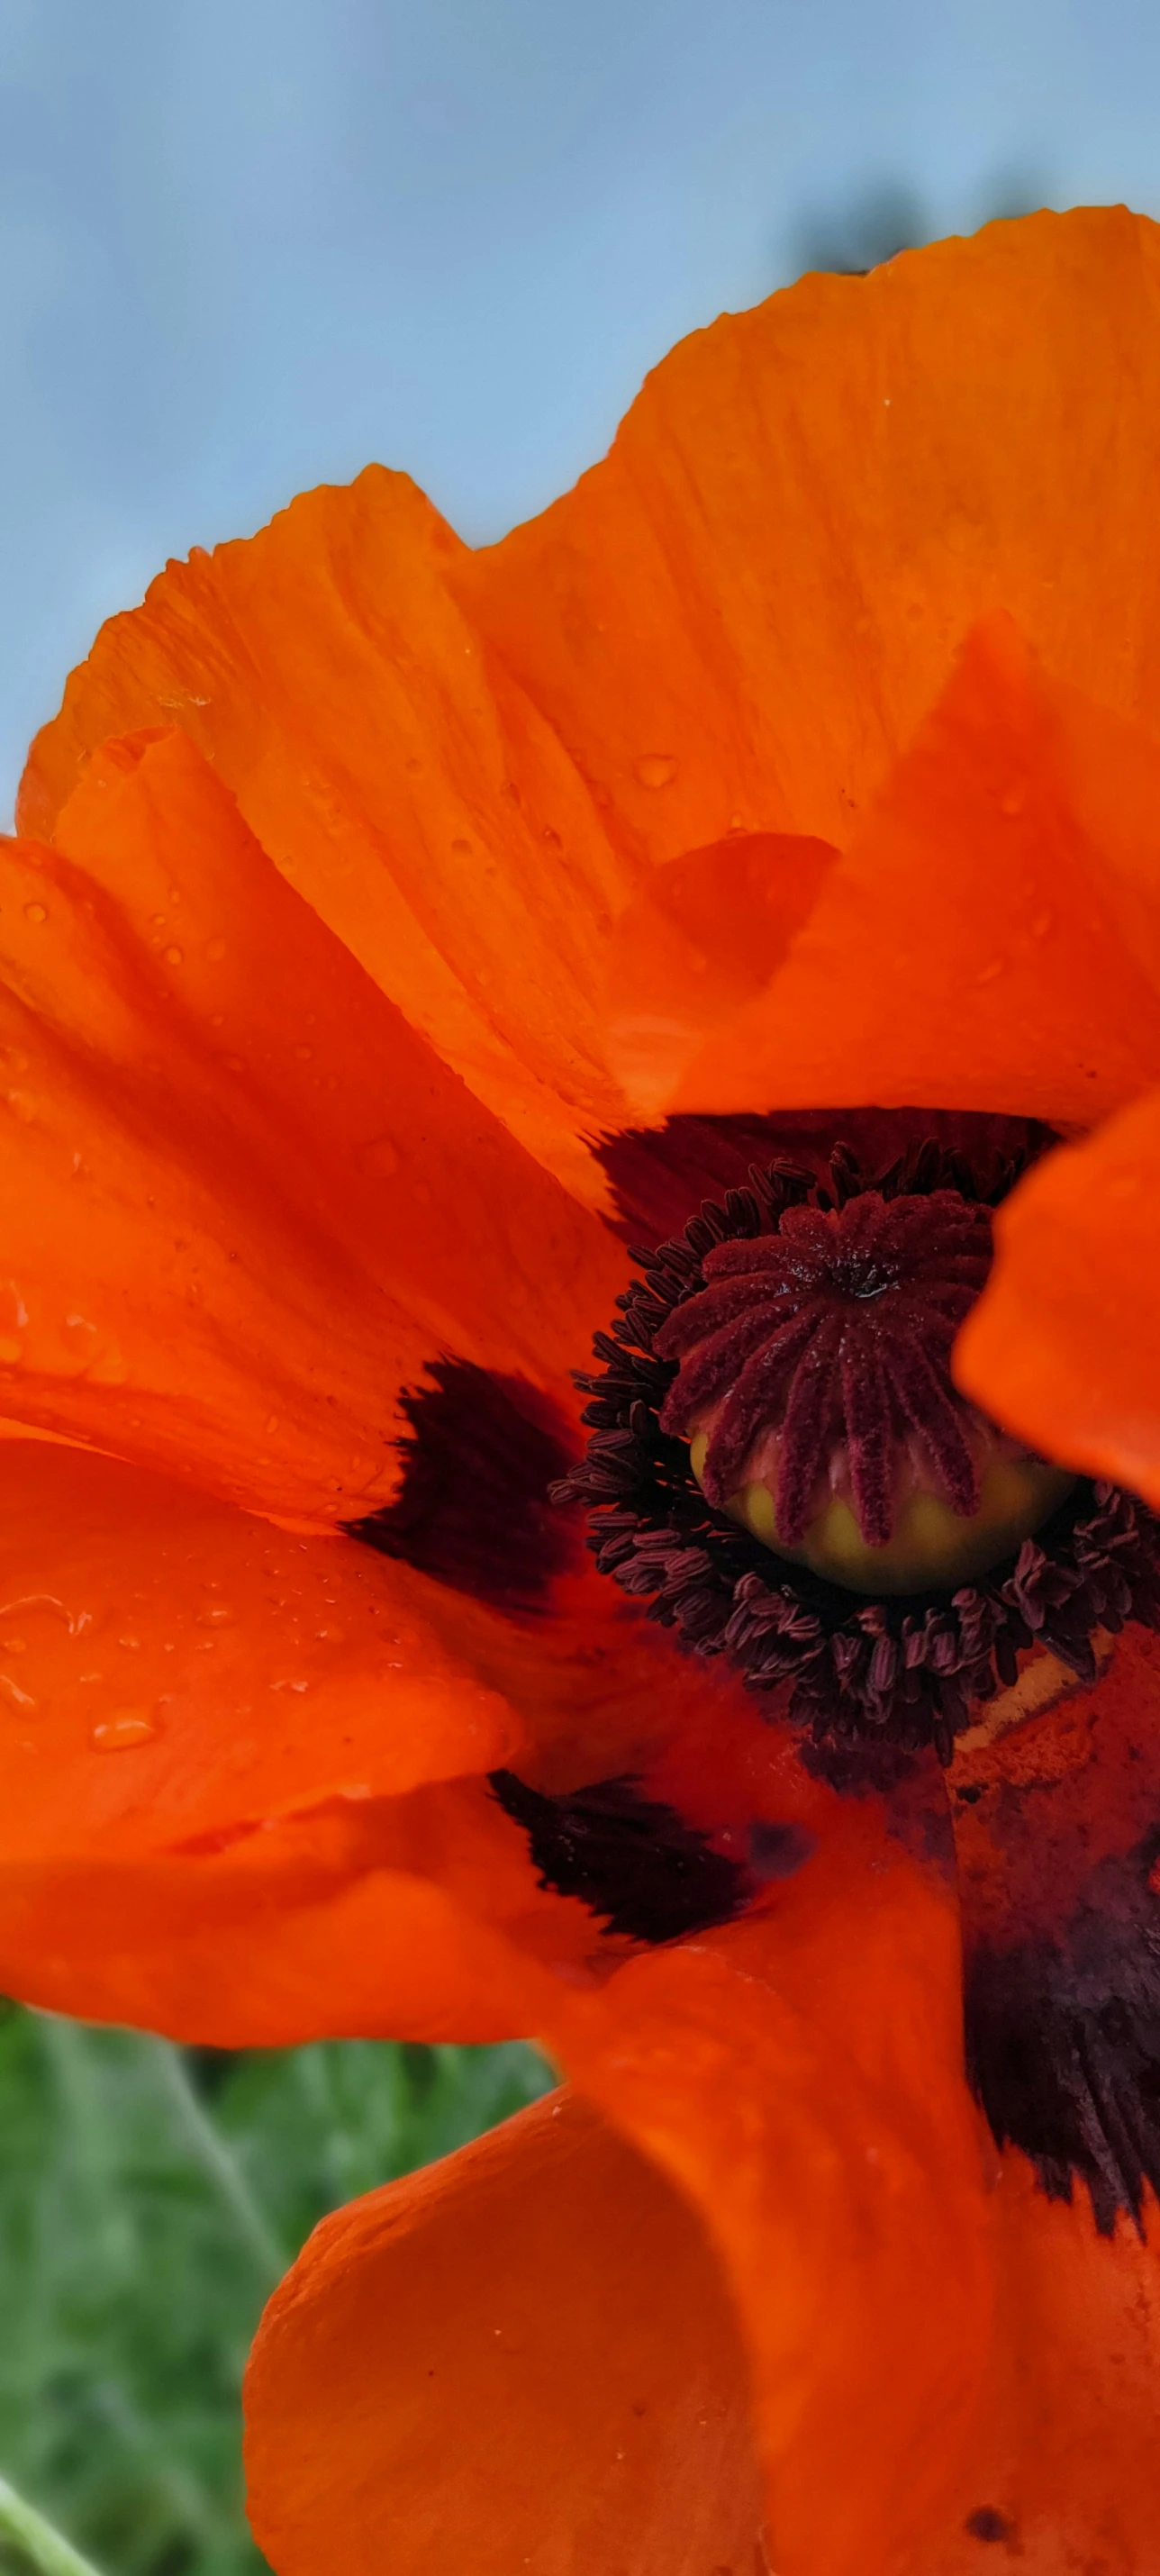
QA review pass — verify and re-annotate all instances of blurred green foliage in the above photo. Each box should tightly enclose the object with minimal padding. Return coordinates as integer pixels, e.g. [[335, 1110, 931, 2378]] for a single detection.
[[0, 2003, 550, 2576]]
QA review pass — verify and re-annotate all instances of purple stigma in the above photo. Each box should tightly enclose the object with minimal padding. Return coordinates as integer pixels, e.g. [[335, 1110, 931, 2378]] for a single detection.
[[654, 1188, 993, 1547]]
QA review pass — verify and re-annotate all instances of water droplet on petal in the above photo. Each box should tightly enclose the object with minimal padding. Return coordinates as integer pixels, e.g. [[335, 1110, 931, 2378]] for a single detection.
[[93, 1709, 159, 1751], [195, 1603, 233, 1626], [999, 781, 1028, 816], [23, 903, 48, 924], [974, 958, 1004, 987], [205, 937, 227, 962], [634, 754, 678, 789], [1030, 909, 1054, 939], [164, 945, 184, 966]]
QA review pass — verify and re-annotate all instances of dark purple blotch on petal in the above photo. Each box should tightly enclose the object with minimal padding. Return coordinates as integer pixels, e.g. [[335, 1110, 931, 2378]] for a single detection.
[[349, 1359, 577, 1610], [489, 1770, 752, 1941], [965, 1828, 1160, 2235]]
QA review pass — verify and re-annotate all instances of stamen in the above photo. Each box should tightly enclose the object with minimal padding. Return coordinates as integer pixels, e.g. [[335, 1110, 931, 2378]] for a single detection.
[[558, 1121, 1160, 1755]]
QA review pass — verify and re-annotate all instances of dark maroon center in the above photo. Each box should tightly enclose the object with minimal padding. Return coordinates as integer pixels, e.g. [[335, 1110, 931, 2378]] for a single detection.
[[655, 1187, 992, 1547]]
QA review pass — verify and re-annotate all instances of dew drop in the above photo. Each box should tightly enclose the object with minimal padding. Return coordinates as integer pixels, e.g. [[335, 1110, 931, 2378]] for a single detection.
[[294, 1043, 313, 1061], [974, 958, 1004, 987], [164, 945, 185, 966], [541, 825, 563, 849], [23, 903, 48, 925], [999, 781, 1028, 817], [633, 753, 678, 789], [195, 1603, 233, 1626], [205, 937, 227, 962], [1030, 909, 1054, 939], [93, 1708, 159, 1751], [450, 835, 472, 857]]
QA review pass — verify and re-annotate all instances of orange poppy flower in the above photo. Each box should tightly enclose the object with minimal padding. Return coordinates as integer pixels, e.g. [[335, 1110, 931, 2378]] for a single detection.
[[4, 203, 1160, 2573]]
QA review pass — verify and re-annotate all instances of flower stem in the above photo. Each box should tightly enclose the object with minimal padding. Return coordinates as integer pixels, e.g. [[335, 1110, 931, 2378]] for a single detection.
[[147, 2039, 287, 2289], [0, 2475, 106, 2576]]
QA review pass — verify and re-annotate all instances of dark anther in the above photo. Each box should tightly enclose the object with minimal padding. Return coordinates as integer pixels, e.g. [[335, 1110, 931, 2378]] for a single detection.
[[348, 1359, 577, 1610], [489, 1771, 752, 1941], [558, 1122, 1160, 1756]]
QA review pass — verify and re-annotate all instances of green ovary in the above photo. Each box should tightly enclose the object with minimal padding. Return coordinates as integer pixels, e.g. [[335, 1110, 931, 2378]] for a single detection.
[[688, 1430, 1075, 1597]]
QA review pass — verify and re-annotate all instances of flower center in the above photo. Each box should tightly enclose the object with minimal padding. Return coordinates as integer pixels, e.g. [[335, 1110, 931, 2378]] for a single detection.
[[560, 1122, 1159, 1759], [653, 1184, 1074, 1593]]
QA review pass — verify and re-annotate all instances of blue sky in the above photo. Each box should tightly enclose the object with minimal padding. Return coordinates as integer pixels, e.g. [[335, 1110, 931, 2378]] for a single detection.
[[2, 0, 1159, 809]]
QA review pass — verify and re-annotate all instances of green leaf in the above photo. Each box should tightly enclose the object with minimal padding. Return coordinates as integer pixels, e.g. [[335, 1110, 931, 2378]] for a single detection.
[[0, 2009, 549, 2574]]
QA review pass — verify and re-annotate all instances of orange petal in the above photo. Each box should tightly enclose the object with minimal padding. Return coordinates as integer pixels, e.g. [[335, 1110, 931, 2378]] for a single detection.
[[925, 2154, 1160, 2571], [547, 1850, 992, 2575], [666, 615, 1160, 1125], [0, 728, 624, 1521], [19, 475, 638, 1200], [26, 213, 1160, 1178], [0, 1438, 530, 1871], [3, 1844, 555, 2045], [467, 208, 1160, 864], [603, 830, 839, 1115], [245, 2086, 765, 2576], [954, 1088, 1160, 1501], [0, 1440, 713, 2036]]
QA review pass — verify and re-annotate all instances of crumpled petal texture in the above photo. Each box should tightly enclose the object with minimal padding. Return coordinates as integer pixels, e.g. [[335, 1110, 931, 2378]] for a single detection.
[[0, 727, 623, 1519], [657, 616, 1160, 1126], [19, 476, 639, 1199], [21, 208, 1160, 1169], [246, 1813, 994, 2576], [467, 206, 1160, 863]]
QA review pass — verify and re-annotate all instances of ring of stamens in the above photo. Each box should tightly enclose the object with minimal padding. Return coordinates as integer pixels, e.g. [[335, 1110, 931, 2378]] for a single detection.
[[557, 1133, 1160, 1759]]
